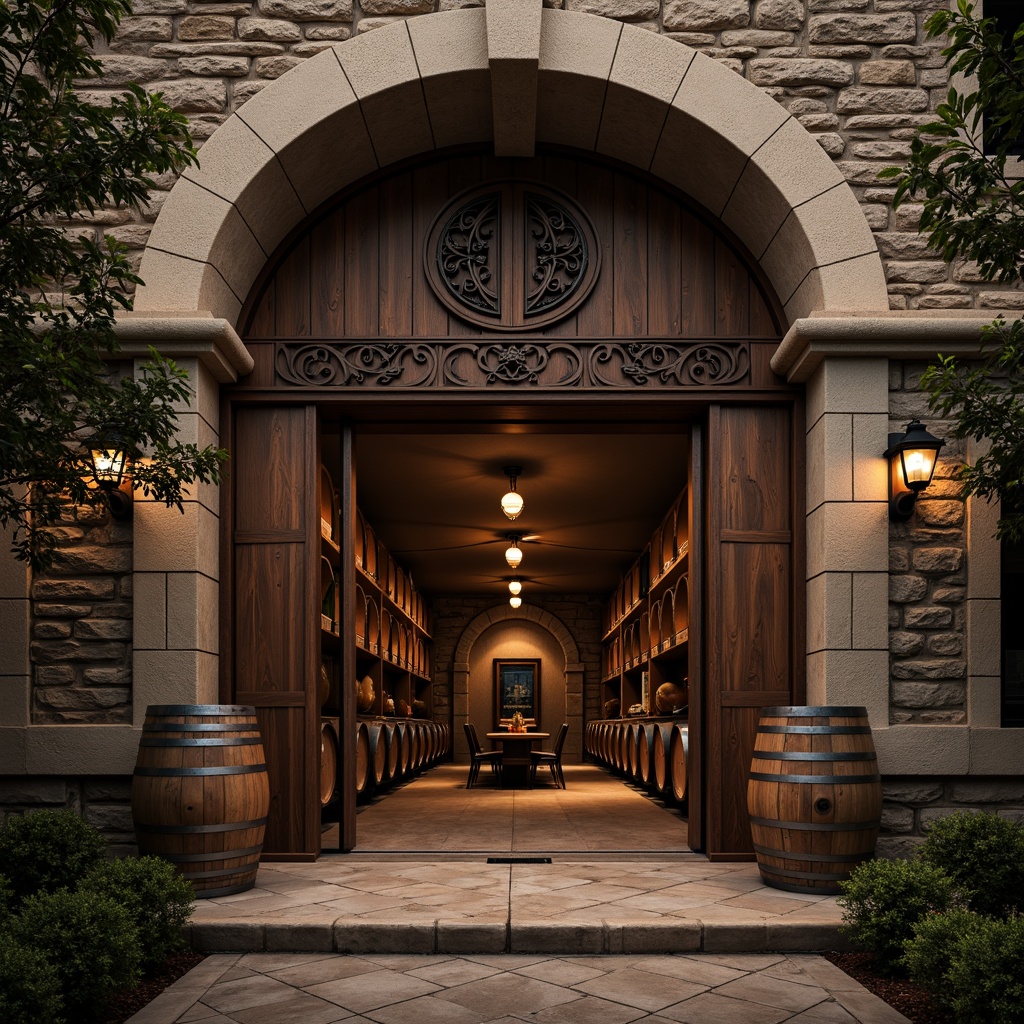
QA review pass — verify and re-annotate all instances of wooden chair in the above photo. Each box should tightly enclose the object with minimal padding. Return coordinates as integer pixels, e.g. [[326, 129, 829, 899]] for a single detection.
[[464, 723, 502, 788], [531, 722, 569, 789]]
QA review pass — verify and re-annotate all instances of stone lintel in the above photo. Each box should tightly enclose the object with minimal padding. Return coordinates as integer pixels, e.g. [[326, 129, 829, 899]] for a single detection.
[[113, 313, 255, 382], [772, 310, 1016, 382], [486, 0, 542, 157]]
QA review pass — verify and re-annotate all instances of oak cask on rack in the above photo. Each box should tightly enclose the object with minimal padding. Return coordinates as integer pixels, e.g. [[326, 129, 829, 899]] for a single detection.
[[747, 706, 882, 894], [131, 705, 270, 897]]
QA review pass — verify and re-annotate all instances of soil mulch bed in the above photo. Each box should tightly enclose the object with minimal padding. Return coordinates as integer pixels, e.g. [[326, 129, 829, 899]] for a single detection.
[[822, 951, 950, 1024], [104, 951, 206, 1024]]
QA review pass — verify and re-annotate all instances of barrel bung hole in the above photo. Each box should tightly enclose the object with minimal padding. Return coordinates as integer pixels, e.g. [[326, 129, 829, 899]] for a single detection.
[[814, 798, 832, 815]]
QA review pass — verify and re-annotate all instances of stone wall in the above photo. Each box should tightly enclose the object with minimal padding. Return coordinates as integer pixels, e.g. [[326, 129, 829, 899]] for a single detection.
[[878, 776, 1024, 858], [429, 592, 604, 736], [0, 776, 136, 856], [888, 361, 970, 725], [31, 503, 134, 724], [85, 0, 1023, 313]]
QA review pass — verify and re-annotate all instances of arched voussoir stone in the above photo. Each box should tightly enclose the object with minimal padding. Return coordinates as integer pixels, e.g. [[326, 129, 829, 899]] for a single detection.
[[135, 7, 888, 325]]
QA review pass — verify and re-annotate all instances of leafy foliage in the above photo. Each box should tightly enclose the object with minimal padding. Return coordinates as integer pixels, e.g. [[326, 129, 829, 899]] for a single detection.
[[920, 810, 1024, 918], [905, 911, 1024, 1024], [837, 857, 956, 973], [81, 855, 194, 973], [14, 888, 141, 1021], [880, 1, 1024, 542], [0, 0, 226, 569], [0, 932, 66, 1024], [0, 809, 106, 902]]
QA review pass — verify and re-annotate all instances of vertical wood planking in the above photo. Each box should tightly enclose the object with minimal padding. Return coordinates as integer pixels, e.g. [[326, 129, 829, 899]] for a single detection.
[[310, 213, 345, 337], [575, 163, 615, 336], [378, 173, 414, 338], [715, 238, 749, 336], [680, 212, 715, 336], [413, 162, 451, 337], [446, 155, 483, 338], [538, 155, 580, 337], [247, 282, 276, 338], [274, 238, 310, 337], [648, 189, 682, 336], [613, 174, 647, 337], [344, 185, 380, 337], [748, 277, 778, 336]]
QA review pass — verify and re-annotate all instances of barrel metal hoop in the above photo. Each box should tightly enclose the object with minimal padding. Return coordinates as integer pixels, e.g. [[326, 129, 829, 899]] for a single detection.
[[143, 722, 257, 732], [757, 725, 872, 735], [756, 863, 854, 881], [759, 706, 868, 717], [752, 751, 877, 761], [135, 817, 268, 834], [139, 737, 264, 747], [161, 845, 265, 864], [753, 844, 877, 864], [133, 764, 267, 777], [749, 815, 881, 832], [146, 705, 256, 715], [748, 771, 882, 784]]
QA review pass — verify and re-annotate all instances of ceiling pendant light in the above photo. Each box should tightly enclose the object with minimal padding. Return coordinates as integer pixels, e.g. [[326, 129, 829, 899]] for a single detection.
[[500, 465, 524, 521], [505, 534, 523, 569], [508, 578, 523, 597], [509, 595, 522, 609]]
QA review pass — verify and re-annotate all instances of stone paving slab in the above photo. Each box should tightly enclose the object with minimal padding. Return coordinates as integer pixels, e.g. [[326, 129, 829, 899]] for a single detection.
[[127, 951, 909, 1024]]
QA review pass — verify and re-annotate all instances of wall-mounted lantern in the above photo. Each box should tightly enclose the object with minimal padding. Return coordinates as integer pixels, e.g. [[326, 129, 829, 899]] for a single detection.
[[88, 433, 133, 520], [884, 419, 944, 521]]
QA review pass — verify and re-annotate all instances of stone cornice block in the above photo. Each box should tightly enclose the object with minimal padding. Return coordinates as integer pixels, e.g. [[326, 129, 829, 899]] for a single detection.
[[873, 724, 970, 774], [113, 314, 254, 381], [487, 0, 542, 156]]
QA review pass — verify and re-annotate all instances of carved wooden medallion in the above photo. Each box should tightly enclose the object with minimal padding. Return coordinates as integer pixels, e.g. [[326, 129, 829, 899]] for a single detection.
[[425, 181, 600, 331]]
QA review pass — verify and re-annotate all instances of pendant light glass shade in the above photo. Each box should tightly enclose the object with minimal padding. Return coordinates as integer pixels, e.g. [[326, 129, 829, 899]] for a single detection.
[[509, 595, 522, 609], [500, 489, 524, 520], [508, 579, 522, 596], [505, 536, 523, 569], [500, 466, 524, 521]]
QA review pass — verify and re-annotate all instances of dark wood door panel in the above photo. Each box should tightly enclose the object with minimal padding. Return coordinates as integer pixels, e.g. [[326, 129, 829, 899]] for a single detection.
[[718, 404, 791, 534], [233, 407, 308, 533], [254, 706, 306, 854], [241, 148, 782, 342]]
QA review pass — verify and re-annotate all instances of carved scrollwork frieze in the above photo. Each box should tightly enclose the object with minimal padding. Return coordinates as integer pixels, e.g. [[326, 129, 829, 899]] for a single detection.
[[273, 340, 750, 390]]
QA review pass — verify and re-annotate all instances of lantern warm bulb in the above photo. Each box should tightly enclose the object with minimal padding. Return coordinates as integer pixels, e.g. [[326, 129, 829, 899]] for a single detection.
[[505, 540, 523, 569], [500, 465, 524, 521], [509, 595, 522, 609], [508, 579, 522, 596]]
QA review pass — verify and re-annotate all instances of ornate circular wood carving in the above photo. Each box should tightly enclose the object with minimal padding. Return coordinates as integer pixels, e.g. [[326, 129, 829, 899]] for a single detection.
[[425, 181, 600, 331]]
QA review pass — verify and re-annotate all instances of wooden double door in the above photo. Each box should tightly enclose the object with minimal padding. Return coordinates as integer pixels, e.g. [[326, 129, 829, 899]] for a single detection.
[[221, 145, 804, 860]]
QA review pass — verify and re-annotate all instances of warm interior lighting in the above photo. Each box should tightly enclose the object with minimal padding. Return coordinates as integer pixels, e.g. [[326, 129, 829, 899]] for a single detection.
[[505, 535, 523, 569], [884, 419, 944, 521], [500, 465, 524, 521], [509, 595, 522, 609], [508, 579, 522, 596]]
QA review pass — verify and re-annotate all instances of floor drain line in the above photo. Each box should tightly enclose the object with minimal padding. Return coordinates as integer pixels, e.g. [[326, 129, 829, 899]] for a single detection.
[[487, 857, 552, 864]]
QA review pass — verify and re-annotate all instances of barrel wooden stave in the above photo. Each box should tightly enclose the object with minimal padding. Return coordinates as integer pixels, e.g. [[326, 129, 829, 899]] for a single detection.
[[354, 721, 371, 795], [747, 706, 882, 895], [669, 722, 689, 803], [132, 705, 269, 898]]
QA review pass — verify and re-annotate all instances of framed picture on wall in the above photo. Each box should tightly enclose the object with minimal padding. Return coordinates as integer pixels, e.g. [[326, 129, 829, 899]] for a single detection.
[[494, 659, 540, 727]]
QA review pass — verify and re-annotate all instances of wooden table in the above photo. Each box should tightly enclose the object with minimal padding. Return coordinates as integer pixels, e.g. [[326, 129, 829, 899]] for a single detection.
[[486, 732, 550, 789]]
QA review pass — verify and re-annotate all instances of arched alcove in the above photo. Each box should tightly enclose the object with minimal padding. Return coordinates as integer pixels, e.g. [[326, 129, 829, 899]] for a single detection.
[[135, 7, 888, 327], [452, 605, 584, 763]]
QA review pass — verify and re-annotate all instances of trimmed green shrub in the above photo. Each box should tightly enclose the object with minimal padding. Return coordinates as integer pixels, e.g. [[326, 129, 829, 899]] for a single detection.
[[80, 856, 194, 973], [920, 811, 1024, 918], [837, 857, 956, 973], [0, 932, 65, 1024], [14, 888, 141, 1023], [0, 809, 105, 902], [907, 912, 1024, 1024]]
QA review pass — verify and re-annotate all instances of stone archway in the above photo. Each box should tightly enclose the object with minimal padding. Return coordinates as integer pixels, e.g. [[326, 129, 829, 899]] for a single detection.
[[452, 605, 584, 763], [134, 1, 888, 327]]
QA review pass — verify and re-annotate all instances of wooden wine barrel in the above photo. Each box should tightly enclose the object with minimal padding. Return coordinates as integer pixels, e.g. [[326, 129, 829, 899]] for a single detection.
[[637, 723, 656, 786], [397, 721, 413, 774], [366, 721, 387, 788], [669, 722, 689, 803], [320, 719, 339, 805], [651, 723, 674, 795], [384, 721, 401, 781], [131, 705, 269, 898], [748, 706, 882, 895], [354, 721, 371, 795]]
